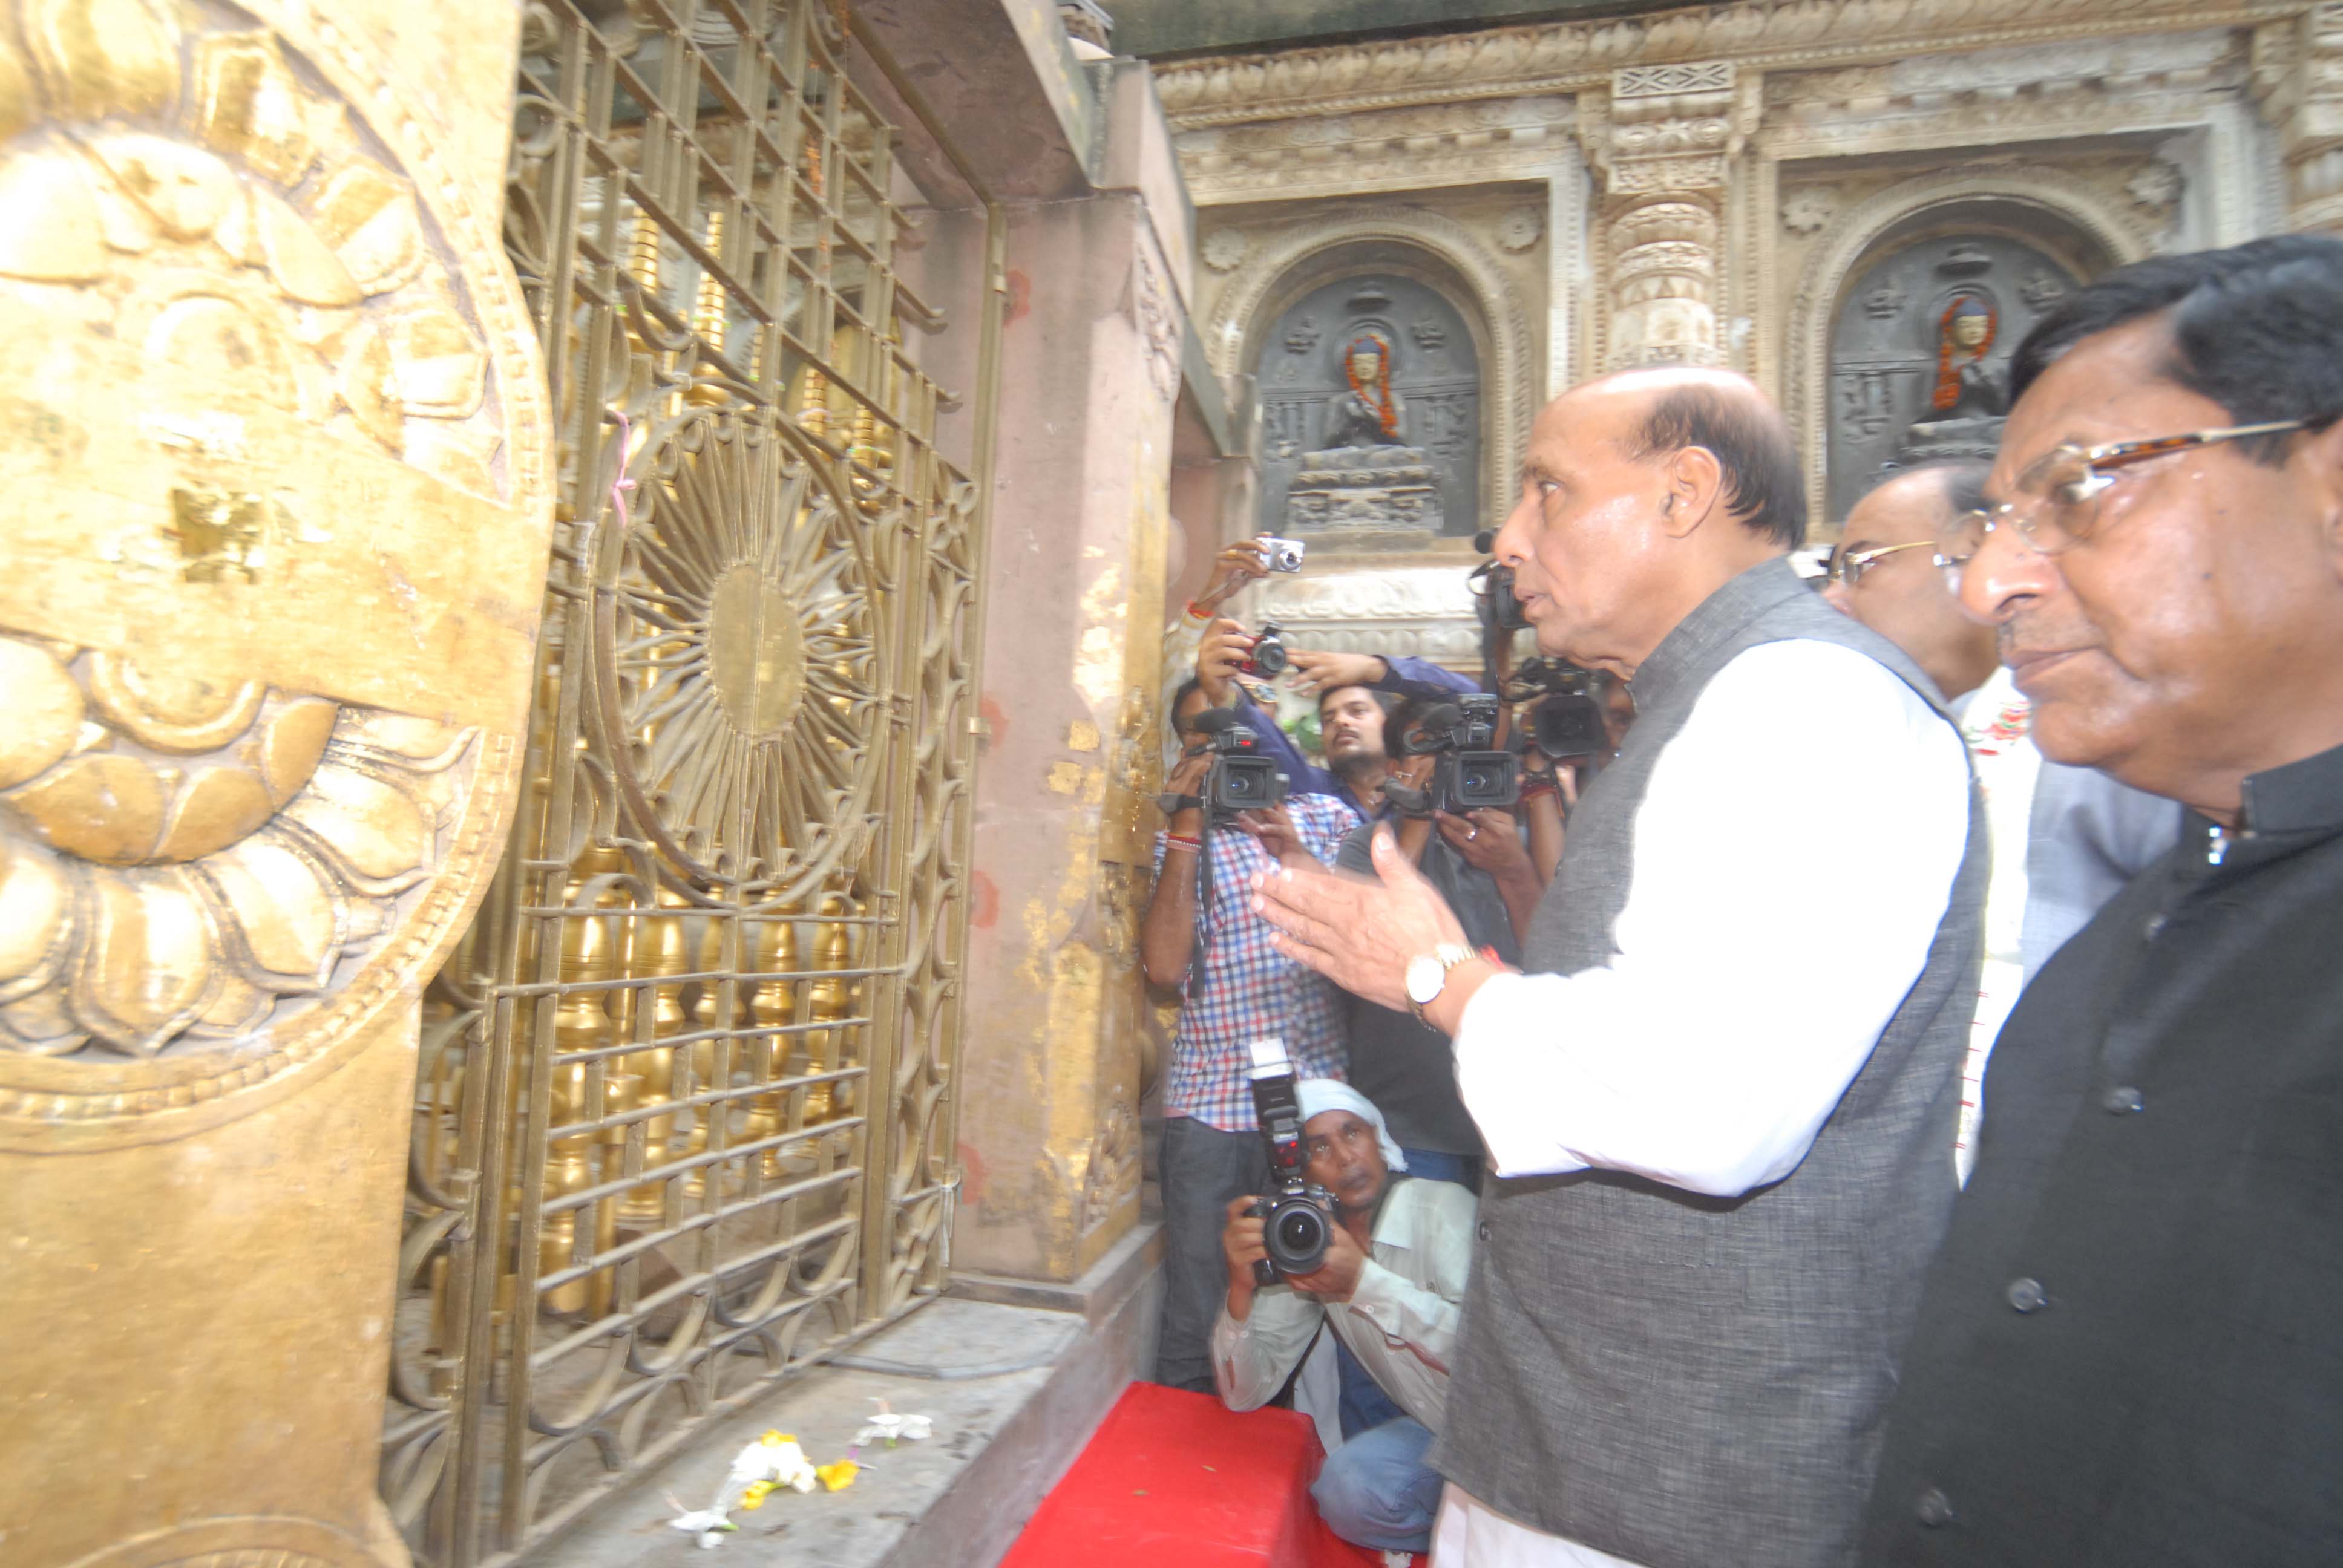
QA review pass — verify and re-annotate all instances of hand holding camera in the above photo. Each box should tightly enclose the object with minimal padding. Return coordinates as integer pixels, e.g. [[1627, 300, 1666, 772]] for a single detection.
[[1243, 1039, 1335, 1289], [1385, 695, 1520, 818]]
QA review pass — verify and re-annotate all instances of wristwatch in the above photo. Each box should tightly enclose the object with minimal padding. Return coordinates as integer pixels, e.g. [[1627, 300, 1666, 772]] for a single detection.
[[1156, 791, 1203, 816], [1404, 943, 1475, 1024]]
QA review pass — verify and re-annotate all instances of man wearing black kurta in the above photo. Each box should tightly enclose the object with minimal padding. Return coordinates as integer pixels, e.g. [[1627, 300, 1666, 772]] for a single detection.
[[1860, 236, 2343, 1566]]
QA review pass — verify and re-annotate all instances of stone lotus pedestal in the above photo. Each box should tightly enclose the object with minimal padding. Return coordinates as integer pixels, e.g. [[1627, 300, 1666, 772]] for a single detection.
[[1284, 445, 1447, 534], [1896, 414, 2007, 467]]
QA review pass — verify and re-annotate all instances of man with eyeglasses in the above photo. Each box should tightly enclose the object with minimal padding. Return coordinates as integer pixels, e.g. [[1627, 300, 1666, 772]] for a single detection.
[[1822, 463, 2002, 705], [1823, 462, 2178, 1184], [1861, 234, 2343, 1566]]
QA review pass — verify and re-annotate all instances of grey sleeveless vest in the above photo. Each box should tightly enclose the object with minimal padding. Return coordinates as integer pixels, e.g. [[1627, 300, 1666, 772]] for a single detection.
[[1431, 557, 1986, 1568]]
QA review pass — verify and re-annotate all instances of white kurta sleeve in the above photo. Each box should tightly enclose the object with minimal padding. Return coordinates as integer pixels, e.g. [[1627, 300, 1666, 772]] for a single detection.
[[1452, 639, 1971, 1195]]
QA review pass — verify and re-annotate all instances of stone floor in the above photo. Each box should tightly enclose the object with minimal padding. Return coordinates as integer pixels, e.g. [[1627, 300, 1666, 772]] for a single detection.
[[529, 1223, 1160, 1568]]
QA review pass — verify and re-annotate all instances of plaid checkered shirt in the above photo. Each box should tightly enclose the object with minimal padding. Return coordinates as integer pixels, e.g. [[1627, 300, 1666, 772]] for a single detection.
[[1153, 792, 1362, 1130]]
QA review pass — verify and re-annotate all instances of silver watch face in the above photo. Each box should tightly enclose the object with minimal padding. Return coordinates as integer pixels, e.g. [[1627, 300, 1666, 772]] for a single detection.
[[1404, 953, 1445, 1006]]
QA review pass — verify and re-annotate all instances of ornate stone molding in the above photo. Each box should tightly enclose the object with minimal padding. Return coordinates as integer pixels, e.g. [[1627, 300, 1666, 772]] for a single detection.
[[1152, 0, 2312, 129], [1206, 206, 1534, 535], [1256, 566, 1485, 666], [2252, 5, 2343, 230], [1786, 165, 2155, 523], [1174, 95, 1576, 204], [1131, 233, 1181, 405]]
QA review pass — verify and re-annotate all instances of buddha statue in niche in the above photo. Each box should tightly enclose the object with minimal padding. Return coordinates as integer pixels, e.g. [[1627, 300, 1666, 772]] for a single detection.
[[1896, 290, 2010, 469], [1325, 335, 1407, 448], [1285, 329, 1446, 535]]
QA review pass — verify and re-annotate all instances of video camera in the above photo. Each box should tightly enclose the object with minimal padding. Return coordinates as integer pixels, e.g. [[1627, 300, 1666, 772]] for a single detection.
[[1387, 694, 1520, 817], [1187, 707, 1291, 815], [1505, 656, 1608, 763], [1245, 1037, 1332, 1286], [1468, 528, 1530, 636]]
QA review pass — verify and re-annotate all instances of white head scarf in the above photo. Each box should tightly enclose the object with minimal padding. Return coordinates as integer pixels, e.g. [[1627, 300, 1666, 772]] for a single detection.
[[1294, 1079, 1408, 1173]]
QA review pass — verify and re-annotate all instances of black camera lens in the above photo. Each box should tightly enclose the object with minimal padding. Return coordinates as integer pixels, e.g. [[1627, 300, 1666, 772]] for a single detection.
[[1263, 1196, 1328, 1274]]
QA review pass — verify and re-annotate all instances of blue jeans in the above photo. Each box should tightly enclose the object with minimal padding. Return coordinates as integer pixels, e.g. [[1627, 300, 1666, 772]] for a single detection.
[[1399, 1146, 1481, 1190], [1312, 1416, 1441, 1554]]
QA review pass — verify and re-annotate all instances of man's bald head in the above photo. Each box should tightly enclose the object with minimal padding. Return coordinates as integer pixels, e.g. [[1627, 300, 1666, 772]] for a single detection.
[[1492, 367, 1807, 676], [1560, 367, 1807, 549]]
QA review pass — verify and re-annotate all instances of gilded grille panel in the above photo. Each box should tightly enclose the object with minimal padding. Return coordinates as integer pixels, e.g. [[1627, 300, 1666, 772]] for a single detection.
[[382, 4, 992, 1561]]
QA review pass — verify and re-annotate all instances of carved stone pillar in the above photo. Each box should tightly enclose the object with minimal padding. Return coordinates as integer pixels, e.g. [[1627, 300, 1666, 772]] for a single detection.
[[0, 4, 548, 1567], [2255, 5, 2343, 234], [1581, 62, 1760, 371]]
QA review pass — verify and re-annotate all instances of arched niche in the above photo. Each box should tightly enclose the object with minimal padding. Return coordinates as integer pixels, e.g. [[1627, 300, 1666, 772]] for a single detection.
[[1253, 267, 1483, 537], [1786, 169, 2153, 529], [1208, 207, 1532, 545]]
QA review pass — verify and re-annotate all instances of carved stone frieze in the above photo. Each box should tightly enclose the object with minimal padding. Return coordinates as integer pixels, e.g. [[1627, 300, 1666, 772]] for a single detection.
[[1150, 0, 2299, 130], [1174, 95, 1576, 203], [1201, 226, 1249, 271], [1256, 566, 1484, 667], [1781, 186, 1839, 235], [1132, 235, 1182, 405], [0, 1, 552, 1149], [2252, 4, 2343, 230], [1076, 1096, 1139, 1235]]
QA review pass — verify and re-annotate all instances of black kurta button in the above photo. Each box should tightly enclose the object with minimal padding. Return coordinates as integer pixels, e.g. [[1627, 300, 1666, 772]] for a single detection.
[[1915, 1488, 1954, 1527], [2006, 1276, 2047, 1313], [1476, 1220, 1492, 1241], [2144, 913, 2167, 939], [2102, 1086, 2145, 1114]]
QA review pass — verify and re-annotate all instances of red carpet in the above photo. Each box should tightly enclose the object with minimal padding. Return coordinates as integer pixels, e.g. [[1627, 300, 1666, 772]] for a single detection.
[[1001, 1382, 1389, 1567]]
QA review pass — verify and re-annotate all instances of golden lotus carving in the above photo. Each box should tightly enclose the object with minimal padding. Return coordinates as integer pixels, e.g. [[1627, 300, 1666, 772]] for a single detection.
[[0, 11, 493, 492], [0, 0, 554, 1145], [0, 632, 473, 1060]]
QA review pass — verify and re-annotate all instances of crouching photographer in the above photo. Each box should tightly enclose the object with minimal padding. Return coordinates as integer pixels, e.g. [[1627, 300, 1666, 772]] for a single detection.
[[1214, 1057, 1476, 1563]]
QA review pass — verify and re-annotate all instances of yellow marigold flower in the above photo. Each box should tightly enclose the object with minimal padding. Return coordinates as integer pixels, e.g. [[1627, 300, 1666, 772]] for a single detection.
[[817, 1459, 860, 1492]]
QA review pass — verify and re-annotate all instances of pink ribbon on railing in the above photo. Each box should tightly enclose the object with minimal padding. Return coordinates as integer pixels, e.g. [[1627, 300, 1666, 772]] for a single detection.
[[608, 410, 639, 531]]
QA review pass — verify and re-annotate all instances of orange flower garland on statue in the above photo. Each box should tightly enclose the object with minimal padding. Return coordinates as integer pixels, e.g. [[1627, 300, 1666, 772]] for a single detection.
[[1931, 297, 1997, 413], [1343, 333, 1401, 439]]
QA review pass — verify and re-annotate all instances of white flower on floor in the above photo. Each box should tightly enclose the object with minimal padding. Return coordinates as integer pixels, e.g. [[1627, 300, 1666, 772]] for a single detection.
[[667, 1508, 736, 1549], [665, 1431, 822, 1546], [853, 1397, 934, 1450]]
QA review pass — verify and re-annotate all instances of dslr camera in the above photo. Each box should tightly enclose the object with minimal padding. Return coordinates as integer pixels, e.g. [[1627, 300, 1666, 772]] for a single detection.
[[1506, 657, 1608, 763], [1238, 620, 1289, 679], [1187, 707, 1291, 815], [1388, 694, 1521, 817], [1257, 534, 1306, 573], [1244, 1037, 1332, 1286]]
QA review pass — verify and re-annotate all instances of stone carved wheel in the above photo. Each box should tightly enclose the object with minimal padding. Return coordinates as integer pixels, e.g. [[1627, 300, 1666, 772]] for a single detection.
[[0, 0, 552, 1149], [596, 407, 886, 907]]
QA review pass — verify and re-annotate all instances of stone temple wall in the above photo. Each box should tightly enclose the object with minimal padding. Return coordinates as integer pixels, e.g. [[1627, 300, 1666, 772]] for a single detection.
[[1151, 0, 2343, 663]]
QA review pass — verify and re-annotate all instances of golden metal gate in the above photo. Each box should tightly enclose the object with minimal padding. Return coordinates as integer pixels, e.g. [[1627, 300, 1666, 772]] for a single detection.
[[380, 3, 1001, 1561]]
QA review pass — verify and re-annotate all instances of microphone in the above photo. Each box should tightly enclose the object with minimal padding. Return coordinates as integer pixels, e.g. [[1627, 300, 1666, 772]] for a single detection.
[[1191, 707, 1241, 736]]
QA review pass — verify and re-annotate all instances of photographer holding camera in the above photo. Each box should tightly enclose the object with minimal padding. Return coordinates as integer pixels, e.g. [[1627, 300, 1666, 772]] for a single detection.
[[1142, 681, 1359, 1395], [1215, 1067, 1476, 1563], [1194, 618, 1483, 825]]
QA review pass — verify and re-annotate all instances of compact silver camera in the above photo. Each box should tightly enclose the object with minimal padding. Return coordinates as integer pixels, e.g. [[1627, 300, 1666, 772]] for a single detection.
[[1257, 534, 1306, 573]]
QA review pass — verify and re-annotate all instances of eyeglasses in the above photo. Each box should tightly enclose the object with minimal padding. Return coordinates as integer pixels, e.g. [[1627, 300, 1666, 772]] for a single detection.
[[1941, 419, 2325, 573], [1824, 538, 1941, 590]]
